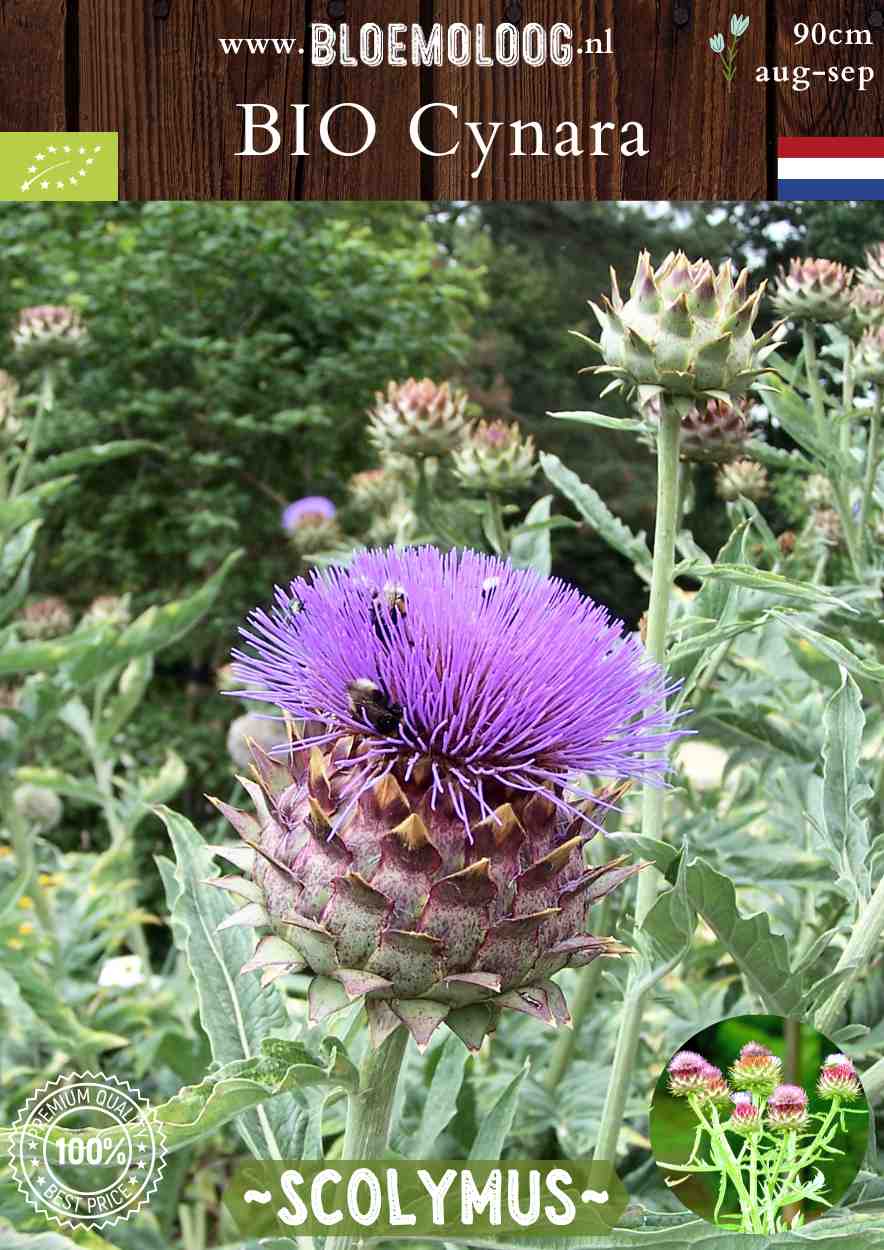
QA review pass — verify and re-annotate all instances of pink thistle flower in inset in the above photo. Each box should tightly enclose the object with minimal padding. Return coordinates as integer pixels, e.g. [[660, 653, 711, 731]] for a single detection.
[[818, 1055, 861, 1102], [730, 1040, 782, 1097], [727, 1090, 762, 1134], [697, 1063, 733, 1108], [667, 1050, 712, 1097], [767, 1083, 810, 1131]]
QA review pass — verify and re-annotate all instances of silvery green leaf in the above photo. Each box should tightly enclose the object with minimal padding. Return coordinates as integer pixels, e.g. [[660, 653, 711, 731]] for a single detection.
[[509, 496, 554, 577], [411, 1032, 470, 1158], [469, 1062, 527, 1160], [157, 806, 306, 1160], [820, 671, 872, 903], [540, 452, 652, 580]]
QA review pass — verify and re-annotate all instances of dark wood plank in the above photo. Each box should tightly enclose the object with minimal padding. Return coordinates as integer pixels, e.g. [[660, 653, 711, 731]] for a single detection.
[[0, 0, 67, 131], [300, 0, 423, 198], [79, 0, 307, 199], [774, 0, 884, 142], [615, 0, 768, 199], [431, 0, 767, 200]]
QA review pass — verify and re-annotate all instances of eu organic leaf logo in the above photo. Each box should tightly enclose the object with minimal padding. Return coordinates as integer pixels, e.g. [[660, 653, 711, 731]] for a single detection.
[[0, 133, 117, 201]]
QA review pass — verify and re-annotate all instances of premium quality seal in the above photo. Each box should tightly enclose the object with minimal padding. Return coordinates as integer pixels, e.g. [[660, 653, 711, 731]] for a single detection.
[[9, 1073, 166, 1229]]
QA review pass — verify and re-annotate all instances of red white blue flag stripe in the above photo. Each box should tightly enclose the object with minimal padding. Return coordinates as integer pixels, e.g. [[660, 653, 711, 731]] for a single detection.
[[778, 138, 884, 200]]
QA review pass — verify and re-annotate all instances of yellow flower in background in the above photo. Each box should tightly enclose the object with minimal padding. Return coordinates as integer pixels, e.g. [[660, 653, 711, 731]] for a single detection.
[[6, 938, 22, 950], [18, 922, 34, 936], [0, 846, 11, 858], [38, 872, 62, 888], [17, 895, 33, 910]]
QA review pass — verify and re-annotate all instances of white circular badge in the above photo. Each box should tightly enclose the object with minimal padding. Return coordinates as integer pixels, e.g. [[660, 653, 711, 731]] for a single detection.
[[9, 1072, 166, 1229]]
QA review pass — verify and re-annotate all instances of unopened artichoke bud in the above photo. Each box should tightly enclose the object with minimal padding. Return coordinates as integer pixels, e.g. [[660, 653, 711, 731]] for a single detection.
[[452, 420, 537, 493], [777, 530, 797, 556], [813, 507, 842, 548], [730, 1041, 782, 1097], [281, 496, 340, 555], [82, 594, 131, 628], [771, 257, 854, 323], [849, 285, 884, 334], [13, 305, 86, 358], [587, 251, 779, 414], [715, 458, 768, 503], [13, 784, 63, 833], [348, 467, 402, 513], [367, 498, 415, 548], [369, 378, 469, 459], [697, 1065, 733, 1109], [817, 1054, 861, 1101], [667, 1051, 712, 1097], [20, 596, 72, 640], [226, 712, 289, 770], [727, 1091, 762, 1135], [803, 473, 833, 509], [216, 546, 683, 1052], [857, 243, 884, 290], [645, 395, 751, 463], [853, 327, 884, 385], [766, 1083, 809, 1131]]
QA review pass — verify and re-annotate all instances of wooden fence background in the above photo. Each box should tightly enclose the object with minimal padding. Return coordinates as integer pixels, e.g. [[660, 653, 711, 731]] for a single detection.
[[0, 0, 882, 200]]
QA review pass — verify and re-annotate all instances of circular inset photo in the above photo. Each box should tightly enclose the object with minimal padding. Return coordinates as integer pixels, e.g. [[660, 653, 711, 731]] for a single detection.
[[649, 1014, 869, 1233]]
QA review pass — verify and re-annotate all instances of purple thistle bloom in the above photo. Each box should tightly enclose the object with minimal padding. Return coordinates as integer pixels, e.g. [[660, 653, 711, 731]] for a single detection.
[[232, 546, 683, 832], [281, 495, 337, 534]]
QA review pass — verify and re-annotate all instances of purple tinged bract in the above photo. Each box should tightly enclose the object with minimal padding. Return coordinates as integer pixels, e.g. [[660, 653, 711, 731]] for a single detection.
[[233, 545, 682, 831]]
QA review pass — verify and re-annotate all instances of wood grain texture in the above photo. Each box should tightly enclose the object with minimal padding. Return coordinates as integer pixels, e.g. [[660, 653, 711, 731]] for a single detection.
[[774, 0, 884, 140], [619, 0, 768, 200], [299, 0, 422, 199], [79, 0, 307, 198], [0, 0, 67, 131], [2, 0, 884, 198]]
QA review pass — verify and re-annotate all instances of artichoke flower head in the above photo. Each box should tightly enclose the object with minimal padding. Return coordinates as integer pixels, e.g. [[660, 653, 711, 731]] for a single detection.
[[212, 547, 683, 1051], [585, 250, 781, 416]]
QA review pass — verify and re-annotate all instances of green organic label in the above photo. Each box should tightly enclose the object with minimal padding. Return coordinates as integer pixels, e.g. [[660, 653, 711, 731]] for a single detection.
[[225, 1160, 627, 1239], [0, 134, 118, 201]]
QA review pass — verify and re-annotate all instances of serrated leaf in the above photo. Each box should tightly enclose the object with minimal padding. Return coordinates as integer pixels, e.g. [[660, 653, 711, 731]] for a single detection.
[[550, 410, 644, 433], [638, 853, 696, 982], [688, 564, 853, 611], [684, 856, 803, 1015], [772, 611, 884, 684], [156, 806, 305, 1160], [820, 672, 872, 903], [540, 452, 652, 579]]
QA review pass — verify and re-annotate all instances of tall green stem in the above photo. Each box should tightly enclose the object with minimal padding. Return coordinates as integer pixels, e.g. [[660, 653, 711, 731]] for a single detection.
[[802, 324, 863, 576], [11, 368, 52, 501], [815, 872, 884, 1035], [326, 1026, 409, 1250], [859, 390, 882, 539], [594, 399, 681, 1164]]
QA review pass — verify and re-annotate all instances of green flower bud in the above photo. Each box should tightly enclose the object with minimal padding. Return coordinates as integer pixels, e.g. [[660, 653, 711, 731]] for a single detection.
[[452, 419, 536, 493], [771, 257, 854, 323]]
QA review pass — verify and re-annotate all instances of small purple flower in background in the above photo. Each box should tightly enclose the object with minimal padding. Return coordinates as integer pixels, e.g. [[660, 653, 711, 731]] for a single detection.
[[234, 545, 682, 829], [281, 495, 337, 535], [709, 14, 750, 87]]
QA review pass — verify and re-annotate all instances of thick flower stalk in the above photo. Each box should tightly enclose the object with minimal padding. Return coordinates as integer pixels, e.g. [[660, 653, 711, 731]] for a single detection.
[[452, 419, 537, 493], [585, 251, 779, 415], [771, 258, 854, 323], [369, 378, 469, 459], [218, 546, 681, 1052]]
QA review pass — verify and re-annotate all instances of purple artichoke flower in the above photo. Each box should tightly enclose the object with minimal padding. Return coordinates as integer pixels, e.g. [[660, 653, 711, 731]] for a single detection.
[[281, 495, 337, 534], [213, 546, 683, 1052]]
